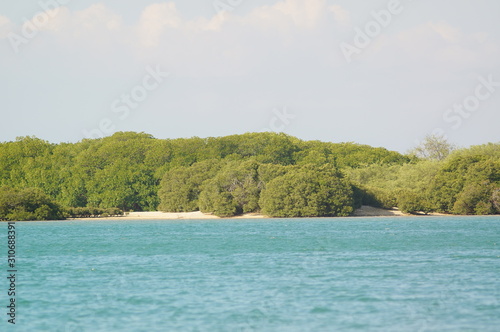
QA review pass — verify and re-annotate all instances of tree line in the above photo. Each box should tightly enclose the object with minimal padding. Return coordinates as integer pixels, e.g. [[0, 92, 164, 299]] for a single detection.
[[347, 141, 500, 215], [0, 131, 498, 220]]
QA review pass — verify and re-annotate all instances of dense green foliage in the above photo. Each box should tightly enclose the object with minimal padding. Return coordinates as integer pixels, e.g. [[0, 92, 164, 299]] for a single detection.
[[260, 165, 353, 217], [160, 160, 354, 218], [199, 160, 263, 217], [0, 132, 408, 218], [430, 156, 500, 215], [158, 159, 224, 212], [347, 142, 500, 215], [0, 131, 498, 219], [0, 186, 65, 221]]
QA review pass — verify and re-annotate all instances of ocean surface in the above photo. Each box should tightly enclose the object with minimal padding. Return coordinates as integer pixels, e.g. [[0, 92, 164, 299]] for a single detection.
[[4, 216, 500, 331]]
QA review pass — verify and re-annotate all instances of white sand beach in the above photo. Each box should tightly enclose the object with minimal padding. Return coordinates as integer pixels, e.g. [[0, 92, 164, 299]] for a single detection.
[[70, 206, 424, 220], [72, 211, 267, 220], [352, 206, 406, 217], [126, 211, 220, 219]]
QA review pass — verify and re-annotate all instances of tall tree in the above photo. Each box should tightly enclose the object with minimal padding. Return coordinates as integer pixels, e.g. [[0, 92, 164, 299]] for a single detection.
[[259, 165, 354, 217], [410, 134, 455, 161]]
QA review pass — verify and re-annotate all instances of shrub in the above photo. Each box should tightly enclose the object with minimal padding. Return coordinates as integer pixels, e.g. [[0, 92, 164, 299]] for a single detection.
[[0, 187, 64, 221]]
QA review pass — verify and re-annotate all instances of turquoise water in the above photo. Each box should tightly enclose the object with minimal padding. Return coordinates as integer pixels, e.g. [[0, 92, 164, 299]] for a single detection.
[[4, 216, 500, 331]]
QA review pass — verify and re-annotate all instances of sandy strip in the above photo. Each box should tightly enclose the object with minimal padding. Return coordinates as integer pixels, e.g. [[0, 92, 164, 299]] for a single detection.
[[70, 206, 419, 220], [352, 206, 449, 217], [125, 211, 220, 219], [71, 211, 266, 220], [352, 206, 406, 217], [127, 207, 408, 219]]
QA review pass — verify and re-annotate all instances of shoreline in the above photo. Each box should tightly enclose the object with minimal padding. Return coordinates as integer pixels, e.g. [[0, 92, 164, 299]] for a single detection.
[[68, 206, 453, 221], [70, 211, 265, 221]]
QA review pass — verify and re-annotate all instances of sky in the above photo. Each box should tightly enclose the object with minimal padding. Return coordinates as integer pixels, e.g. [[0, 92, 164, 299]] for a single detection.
[[1, 0, 499, 152]]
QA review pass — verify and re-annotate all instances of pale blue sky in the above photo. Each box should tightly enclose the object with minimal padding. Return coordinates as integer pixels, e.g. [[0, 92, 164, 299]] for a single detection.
[[1, 0, 499, 152]]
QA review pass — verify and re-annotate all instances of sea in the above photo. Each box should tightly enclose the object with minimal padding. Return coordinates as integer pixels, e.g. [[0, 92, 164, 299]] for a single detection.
[[3, 216, 500, 331]]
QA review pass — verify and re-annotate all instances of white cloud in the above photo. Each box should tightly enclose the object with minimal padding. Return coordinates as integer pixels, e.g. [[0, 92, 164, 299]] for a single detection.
[[273, 0, 325, 29], [137, 2, 182, 47], [354, 21, 500, 71], [243, 0, 326, 31], [430, 22, 461, 43], [74, 4, 123, 32], [10, 4, 123, 44], [1, 1, 499, 77], [0, 15, 13, 38], [329, 5, 351, 28], [1, 1, 499, 150], [30, 7, 70, 32]]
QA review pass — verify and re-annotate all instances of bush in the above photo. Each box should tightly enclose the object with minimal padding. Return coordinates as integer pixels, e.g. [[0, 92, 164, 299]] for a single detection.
[[0, 187, 65, 221], [198, 160, 261, 217], [260, 165, 353, 217], [158, 160, 224, 212], [354, 186, 397, 209], [452, 183, 495, 215], [475, 201, 495, 215], [491, 188, 500, 213], [65, 206, 123, 218], [396, 190, 433, 214]]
